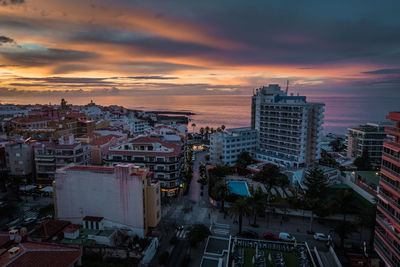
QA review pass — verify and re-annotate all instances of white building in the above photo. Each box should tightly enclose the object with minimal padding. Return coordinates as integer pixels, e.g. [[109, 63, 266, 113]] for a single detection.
[[130, 118, 150, 134], [251, 84, 324, 168], [346, 122, 391, 169], [54, 164, 161, 237], [210, 127, 257, 166]]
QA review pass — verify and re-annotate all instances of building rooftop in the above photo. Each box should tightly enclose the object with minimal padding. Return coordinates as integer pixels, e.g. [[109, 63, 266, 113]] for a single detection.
[[0, 231, 82, 267], [355, 171, 380, 186]]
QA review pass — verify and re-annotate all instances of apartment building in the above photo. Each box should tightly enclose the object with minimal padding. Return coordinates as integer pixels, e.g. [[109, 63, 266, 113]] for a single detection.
[[210, 127, 257, 166], [347, 122, 390, 169], [374, 112, 400, 266], [34, 134, 91, 184], [5, 140, 35, 181], [251, 84, 324, 168], [103, 136, 183, 197], [54, 164, 161, 237]]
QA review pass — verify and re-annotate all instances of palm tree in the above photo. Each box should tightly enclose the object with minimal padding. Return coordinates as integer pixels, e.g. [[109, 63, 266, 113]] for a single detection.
[[253, 164, 288, 202], [253, 164, 288, 224], [199, 127, 205, 140], [303, 167, 328, 232], [221, 125, 226, 131], [212, 180, 230, 213], [230, 197, 250, 233], [205, 126, 210, 139], [249, 186, 267, 226], [210, 127, 215, 134], [191, 123, 196, 134], [333, 189, 357, 248]]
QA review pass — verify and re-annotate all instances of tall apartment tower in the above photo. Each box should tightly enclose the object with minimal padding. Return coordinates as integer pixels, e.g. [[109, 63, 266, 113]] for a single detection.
[[375, 112, 400, 266], [347, 122, 391, 169], [251, 84, 324, 168]]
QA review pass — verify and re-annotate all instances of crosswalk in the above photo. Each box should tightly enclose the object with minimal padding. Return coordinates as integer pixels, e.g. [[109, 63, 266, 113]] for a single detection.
[[176, 229, 188, 239]]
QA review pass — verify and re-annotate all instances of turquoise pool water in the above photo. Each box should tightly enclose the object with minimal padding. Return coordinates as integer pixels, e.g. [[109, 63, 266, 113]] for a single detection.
[[227, 181, 251, 197]]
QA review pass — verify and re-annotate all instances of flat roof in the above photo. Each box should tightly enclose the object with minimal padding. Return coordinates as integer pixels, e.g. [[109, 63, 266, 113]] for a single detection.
[[355, 171, 380, 186]]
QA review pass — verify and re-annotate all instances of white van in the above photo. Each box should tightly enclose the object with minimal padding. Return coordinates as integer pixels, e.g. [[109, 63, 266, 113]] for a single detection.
[[279, 232, 296, 241]]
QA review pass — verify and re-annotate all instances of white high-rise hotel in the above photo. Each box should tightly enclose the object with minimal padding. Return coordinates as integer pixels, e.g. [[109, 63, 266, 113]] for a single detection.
[[251, 84, 324, 168]]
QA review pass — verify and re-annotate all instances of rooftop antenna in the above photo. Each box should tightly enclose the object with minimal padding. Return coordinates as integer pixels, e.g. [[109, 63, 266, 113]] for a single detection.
[[285, 80, 289, 95]]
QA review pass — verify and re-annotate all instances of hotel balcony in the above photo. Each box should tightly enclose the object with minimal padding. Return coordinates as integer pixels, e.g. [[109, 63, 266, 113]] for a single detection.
[[383, 151, 400, 163], [375, 229, 400, 266], [381, 165, 400, 181], [377, 202, 400, 227], [386, 126, 400, 137]]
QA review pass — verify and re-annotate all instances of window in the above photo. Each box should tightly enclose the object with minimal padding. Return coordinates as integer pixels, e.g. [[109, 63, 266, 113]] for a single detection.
[[85, 221, 89, 228], [15, 153, 20, 157], [95, 221, 99, 230], [156, 199, 159, 206], [157, 211, 160, 218]]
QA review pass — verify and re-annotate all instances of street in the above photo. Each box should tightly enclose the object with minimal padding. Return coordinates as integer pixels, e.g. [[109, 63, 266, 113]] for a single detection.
[[150, 150, 370, 266]]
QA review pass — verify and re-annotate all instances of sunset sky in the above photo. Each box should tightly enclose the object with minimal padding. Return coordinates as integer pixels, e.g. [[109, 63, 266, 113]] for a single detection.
[[0, 0, 400, 98]]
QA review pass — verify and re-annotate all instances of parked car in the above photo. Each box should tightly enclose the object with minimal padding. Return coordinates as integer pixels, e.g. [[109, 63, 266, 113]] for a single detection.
[[314, 233, 329, 241], [238, 230, 259, 239], [176, 225, 184, 231], [263, 232, 279, 240], [279, 232, 296, 241]]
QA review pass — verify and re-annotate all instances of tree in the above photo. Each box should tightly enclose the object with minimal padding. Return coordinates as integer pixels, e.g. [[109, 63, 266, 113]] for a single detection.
[[253, 164, 289, 201], [329, 139, 345, 152], [354, 148, 372, 171], [210, 127, 215, 134], [221, 125, 226, 131], [333, 189, 358, 248], [236, 152, 253, 175], [303, 167, 329, 232], [191, 123, 196, 134], [186, 224, 211, 247], [357, 202, 377, 251], [205, 126, 210, 139], [199, 127, 205, 139], [230, 197, 251, 233], [248, 187, 267, 226], [212, 180, 230, 212]]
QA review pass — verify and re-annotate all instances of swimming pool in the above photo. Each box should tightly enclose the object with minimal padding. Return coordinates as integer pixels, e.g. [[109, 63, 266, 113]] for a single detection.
[[227, 181, 251, 197]]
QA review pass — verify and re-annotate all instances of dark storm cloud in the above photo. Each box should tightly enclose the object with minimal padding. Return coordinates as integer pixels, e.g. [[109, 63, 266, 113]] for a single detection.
[[0, 35, 14, 44], [0, 0, 24, 6], [362, 68, 400, 75], [0, 48, 98, 66]]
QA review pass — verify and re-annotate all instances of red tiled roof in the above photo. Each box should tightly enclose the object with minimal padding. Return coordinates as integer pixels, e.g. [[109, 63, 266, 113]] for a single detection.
[[0, 242, 82, 267], [11, 116, 51, 123], [83, 216, 104, 222], [30, 220, 70, 240], [78, 132, 101, 139], [89, 134, 121, 146], [67, 165, 115, 172]]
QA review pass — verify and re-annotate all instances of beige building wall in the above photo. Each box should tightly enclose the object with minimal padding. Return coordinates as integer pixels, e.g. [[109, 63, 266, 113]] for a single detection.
[[145, 181, 161, 228]]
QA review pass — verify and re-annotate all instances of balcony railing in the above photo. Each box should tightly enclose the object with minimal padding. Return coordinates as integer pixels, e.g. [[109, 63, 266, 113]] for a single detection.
[[379, 191, 400, 213], [382, 151, 400, 163], [375, 226, 400, 262], [386, 126, 400, 136], [374, 236, 395, 266], [381, 165, 400, 179], [378, 202, 400, 227]]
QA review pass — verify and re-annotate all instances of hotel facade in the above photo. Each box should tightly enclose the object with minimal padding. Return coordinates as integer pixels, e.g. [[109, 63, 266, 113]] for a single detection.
[[375, 112, 400, 266], [251, 84, 324, 168]]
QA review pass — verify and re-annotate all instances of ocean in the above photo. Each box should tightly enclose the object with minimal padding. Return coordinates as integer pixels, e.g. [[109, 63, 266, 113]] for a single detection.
[[1, 94, 399, 135]]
